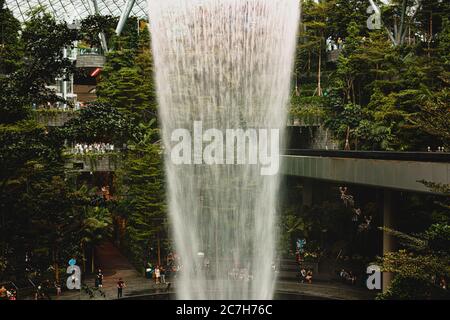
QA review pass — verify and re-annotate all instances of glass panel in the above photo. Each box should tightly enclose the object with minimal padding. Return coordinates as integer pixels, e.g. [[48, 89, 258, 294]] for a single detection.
[[4, 0, 149, 22]]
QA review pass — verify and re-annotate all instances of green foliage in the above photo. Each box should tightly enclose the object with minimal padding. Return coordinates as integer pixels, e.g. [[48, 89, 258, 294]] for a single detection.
[[115, 121, 166, 268], [79, 14, 117, 48], [81, 206, 113, 248], [279, 199, 373, 257], [377, 250, 450, 300], [295, 1, 449, 151], [0, 1, 22, 74], [63, 102, 132, 144], [97, 49, 157, 125], [0, 8, 114, 284], [380, 273, 448, 300], [377, 182, 450, 299], [14, 7, 78, 105]]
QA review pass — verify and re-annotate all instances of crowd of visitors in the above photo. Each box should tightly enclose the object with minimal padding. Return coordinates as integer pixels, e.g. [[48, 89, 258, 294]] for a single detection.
[[0, 285, 17, 300], [71, 143, 115, 155], [229, 267, 253, 281]]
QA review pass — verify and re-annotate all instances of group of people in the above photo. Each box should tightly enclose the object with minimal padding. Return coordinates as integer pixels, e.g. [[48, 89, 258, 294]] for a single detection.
[[299, 268, 314, 284], [339, 187, 373, 232], [326, 37, 344, 51], [427, 146, 447, 152], [95, 268, 127, 299], [339, 269, 357, 285], [150, 265, 167, 284], [71, 143, 115, 155], [229, 267, 253, 281], [0, 285, 17, 300]]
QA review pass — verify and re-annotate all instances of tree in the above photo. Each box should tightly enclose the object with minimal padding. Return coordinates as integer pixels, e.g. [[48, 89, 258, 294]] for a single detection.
[[0, 0, 22, 75], [301, 0, 331, 96], [96, 45, 157, 125], [115, 121, 166, 270], [63, 101, 132, 145], [377, 0, 421, 46], [79, 14, 117, 49], [411, 88, 450, 148], [377, 183, 450, 300], [13, 6, 78, 106], [80, 206, 112, 273]]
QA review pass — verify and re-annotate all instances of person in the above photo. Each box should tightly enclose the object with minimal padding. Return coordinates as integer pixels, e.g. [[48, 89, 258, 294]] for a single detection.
[[117, 278, 125, 299], [97, 268, 104, 288], [160, 267, 166, 284], [167, 253, 174, 266], [204, 257, 210, 271], [339, 269, 348, 282], [0, 286, 7, 300], [155, 266, 161, 284], [440, 277, 447, 290], [306, 270, 313, 284], [348, 271, 356, 285], [8, 288, 17, 300], [299, 268, 307, 283], [35, 285, 45, 300], [54, 282, 61, 296]]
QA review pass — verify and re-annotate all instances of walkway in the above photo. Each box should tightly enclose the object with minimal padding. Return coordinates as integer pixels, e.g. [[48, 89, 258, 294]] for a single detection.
[[55, 242, 375, 300], [282, 149, 450, 194], [275, 281, 376, 300], [55, 242, 159, 300]]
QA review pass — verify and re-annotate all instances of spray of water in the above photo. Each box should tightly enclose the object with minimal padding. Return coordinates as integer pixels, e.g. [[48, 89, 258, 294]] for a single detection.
[[148, 0, 299, 299]]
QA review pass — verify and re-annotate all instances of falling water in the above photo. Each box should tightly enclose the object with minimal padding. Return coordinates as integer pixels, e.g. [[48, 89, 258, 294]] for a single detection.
[[148, 0, 299, 299]]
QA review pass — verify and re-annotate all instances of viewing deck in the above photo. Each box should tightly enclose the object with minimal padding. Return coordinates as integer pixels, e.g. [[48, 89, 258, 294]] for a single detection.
[[65, 153, 121, 172]]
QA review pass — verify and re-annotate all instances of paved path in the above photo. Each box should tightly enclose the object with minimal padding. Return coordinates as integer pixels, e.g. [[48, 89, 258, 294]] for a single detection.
[[55, 242, 376, 300], [56, 242, 164, 300], [275, 281, 376, 300]]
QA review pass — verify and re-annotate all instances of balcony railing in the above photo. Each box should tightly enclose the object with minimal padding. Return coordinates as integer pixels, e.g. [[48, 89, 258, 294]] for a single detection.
[[75, 47, 106, 68], [34, 109, 78, 126]]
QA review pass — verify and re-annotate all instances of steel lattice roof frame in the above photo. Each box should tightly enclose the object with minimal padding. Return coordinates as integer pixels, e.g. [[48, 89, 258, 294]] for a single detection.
[[3, 0, 149, 23]]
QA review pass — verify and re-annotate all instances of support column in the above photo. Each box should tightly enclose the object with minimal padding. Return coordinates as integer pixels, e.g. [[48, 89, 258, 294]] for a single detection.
[[382, 189, 396, 292], [116, 0, 136, 36], [91, 0, 109, 52], [302, 179, 313, 207]]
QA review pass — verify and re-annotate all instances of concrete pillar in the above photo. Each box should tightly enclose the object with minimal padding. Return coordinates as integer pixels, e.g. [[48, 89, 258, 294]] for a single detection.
[[382, 189, 396, 292], [302, 179, 313, 207]]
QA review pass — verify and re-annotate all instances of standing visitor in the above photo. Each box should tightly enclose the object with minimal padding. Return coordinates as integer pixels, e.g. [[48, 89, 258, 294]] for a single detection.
[[0, 286, 7, 300], [299, 268, 307, 283], [440, 277, 447, 290], [160, 267, 166, 284], [117, 278, 126, 299], [54, 282, 61, 296], [306, 270, 313, 284], [155, 266, 161, 284], [8, 288, 17, 300], [97, 269, 104, 288]]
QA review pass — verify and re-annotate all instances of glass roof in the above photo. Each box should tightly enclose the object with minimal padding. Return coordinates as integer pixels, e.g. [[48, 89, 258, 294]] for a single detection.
[[4, 0, 149, 22]]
